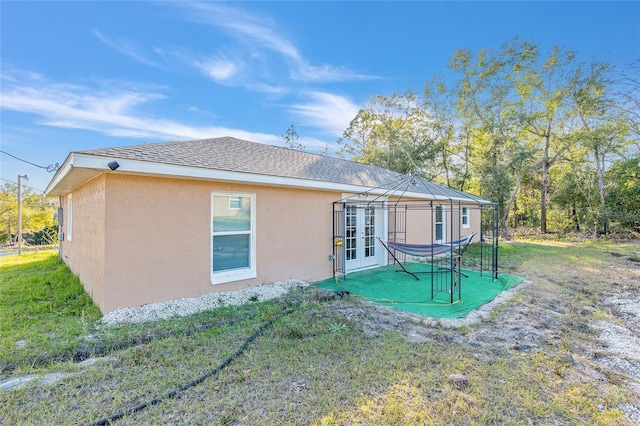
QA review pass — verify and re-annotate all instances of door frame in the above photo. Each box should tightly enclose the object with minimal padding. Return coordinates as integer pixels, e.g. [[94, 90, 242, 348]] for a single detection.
[[343, 198, 388, 272]]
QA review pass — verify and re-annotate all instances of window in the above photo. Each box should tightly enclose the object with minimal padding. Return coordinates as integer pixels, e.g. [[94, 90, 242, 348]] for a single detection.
[[229, 196, 243, 210], [67, 194, 73, 241], [462, 207, 470, 228], [435, 205, 444, 242], [211, 193, 256, 284]]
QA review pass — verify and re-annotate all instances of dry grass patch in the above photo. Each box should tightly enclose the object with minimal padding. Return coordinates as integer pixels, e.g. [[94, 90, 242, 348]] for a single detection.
[[1, 240, 639, 425]]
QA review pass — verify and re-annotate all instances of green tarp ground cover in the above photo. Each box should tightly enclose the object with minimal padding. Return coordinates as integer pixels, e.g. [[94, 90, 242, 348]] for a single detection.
[[315, 263, 524, 319]]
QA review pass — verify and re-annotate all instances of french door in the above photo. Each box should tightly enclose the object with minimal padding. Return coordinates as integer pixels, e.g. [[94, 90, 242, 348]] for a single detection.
[[345, 205, 379, 271]]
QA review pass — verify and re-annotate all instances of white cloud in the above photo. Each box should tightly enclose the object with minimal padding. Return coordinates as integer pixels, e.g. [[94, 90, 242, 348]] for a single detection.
[[180, 2, 301, 61], [93, 30, 162, 68], [194, 56, 239, 82], [293, 62, 380, 83], [189, 51, 292, 97], [0, 71, 281, 145], [91, 2, 380, 99], [290, 92, 360, 137], [246, 82, 288, 96], [174, 2, 378, 84]]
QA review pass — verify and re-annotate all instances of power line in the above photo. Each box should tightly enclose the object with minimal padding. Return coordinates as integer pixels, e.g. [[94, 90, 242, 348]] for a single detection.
[[0, 177, 45, 193], [0, 150, 59, 172], [0, 177, 18, 185]]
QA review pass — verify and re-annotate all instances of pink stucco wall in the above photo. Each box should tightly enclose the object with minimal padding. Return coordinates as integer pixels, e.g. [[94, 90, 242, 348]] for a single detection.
[[392, 200, 482, 245], [65, 174, 337, 313], [60, 176, 107, 312]]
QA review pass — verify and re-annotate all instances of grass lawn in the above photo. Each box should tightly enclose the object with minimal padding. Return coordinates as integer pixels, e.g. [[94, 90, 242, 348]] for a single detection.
[[1, 241, 639, 425], [0, 251, 101, 370]]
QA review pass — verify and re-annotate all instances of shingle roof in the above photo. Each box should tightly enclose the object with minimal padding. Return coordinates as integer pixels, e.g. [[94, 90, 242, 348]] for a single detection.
[[78, 137, 490, 202]]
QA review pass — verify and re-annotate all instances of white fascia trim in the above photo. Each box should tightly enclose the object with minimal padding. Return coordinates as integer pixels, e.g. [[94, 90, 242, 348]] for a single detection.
[[44, 154, 74, 195], [65, 153, 483, 202]]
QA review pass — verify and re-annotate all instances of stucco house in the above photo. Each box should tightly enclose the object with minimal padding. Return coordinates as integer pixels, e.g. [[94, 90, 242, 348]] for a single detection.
[[45, 137, 493, 313]]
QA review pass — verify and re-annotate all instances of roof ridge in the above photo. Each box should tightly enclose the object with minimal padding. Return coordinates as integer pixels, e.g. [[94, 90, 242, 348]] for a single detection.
[[79, 136, 396, 172]]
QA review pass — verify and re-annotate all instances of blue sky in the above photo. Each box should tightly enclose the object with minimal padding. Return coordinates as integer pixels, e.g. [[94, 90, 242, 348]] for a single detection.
[[1, 1, 639, 193]]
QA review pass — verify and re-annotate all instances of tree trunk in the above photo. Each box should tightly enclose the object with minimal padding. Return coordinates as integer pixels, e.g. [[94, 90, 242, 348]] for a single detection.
[[540, 135, 551, 233], [595, 147, 609, 234], [500, 172, 521, 240], [442, 148, 451, 187], [459, 132, 472, 191]]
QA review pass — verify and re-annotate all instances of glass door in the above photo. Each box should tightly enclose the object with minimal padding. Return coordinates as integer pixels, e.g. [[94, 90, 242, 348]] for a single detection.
[[345, 205, 379, 271], [345, 206, 358, 263]]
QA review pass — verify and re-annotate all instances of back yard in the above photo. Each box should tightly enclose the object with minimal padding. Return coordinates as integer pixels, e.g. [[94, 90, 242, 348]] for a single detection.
[[1, 240, 639, 425]]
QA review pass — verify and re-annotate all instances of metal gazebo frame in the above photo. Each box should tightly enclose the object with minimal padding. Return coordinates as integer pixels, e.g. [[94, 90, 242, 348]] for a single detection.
[[332, 174, 498, 304]]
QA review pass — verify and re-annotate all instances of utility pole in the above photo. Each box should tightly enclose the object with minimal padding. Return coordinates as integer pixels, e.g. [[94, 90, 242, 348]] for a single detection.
[[17, 174, 28, 255]]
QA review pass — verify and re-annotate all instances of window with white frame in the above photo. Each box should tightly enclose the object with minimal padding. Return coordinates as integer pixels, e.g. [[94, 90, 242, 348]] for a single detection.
[[67, 193, 73, 241], [462, 206, 470, 228], [228, 196, 243, 209], [435, 205, 444, 242], [211, 193, 256, 284]]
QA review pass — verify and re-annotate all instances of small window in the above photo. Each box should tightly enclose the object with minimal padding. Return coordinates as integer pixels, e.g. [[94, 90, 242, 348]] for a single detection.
[[67, 194, 73, 241], [211, 193, 256, 284], [435, 205, 444, 242], [229, 196, 243, 210], [462, 207, 470, 228]]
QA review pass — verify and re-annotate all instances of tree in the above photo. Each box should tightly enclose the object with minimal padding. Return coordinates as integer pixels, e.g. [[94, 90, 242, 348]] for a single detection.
[[516, 46, 581, 233], [282, 124, 305, 151], [0, 183, 58, 245], [338, 93, 423, 174], [549, 148, 595, 233], [335, 38, 638, 237], [419, 77, 458, 187], [318, 144, 333, 156], [338, 89, 459, 182], [570, 61, 633, 234], [617, 60, 640, 143], [449, 38, 539, 238], [0, 183, 22, 244], [605, 156, 640, 232], [337, 108, 376, 160]]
